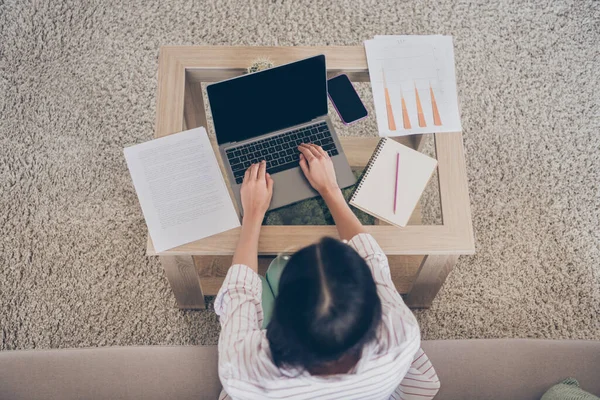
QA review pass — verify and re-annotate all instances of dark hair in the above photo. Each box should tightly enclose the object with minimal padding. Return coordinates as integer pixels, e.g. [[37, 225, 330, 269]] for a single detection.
[[266, 237, 382, 371]]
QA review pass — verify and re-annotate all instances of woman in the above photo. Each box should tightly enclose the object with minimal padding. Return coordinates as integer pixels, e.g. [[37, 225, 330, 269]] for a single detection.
[[215, 144, 440, 400]]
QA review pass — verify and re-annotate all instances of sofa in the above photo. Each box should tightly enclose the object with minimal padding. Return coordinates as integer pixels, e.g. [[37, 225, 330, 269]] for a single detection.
[[0, 339, 598, 400]]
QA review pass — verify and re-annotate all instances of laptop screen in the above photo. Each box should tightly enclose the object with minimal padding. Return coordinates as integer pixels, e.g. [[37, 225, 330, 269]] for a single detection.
[[207, 55, 327, 145]]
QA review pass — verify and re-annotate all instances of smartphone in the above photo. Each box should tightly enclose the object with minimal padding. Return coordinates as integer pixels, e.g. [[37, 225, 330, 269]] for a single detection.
[[327, 74, 368, 125]]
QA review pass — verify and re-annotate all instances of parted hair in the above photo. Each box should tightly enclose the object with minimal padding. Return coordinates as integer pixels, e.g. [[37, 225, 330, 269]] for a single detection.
[[266, 236, 382, 371]]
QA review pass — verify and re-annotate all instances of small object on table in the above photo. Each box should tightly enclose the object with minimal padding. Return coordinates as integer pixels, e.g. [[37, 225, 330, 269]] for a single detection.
[[247, 57, 274, 73]]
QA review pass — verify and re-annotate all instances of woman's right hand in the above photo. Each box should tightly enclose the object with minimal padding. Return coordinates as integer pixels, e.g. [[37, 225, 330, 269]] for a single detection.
[[297, 143, 340, 195], [298, 144, 364, 239]]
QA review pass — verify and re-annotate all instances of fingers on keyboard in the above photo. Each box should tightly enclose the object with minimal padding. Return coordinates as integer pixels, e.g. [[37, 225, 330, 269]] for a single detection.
[[228, 123, 338, 182]]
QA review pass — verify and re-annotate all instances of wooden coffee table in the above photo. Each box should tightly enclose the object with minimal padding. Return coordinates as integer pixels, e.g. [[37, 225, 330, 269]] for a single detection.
[[148, 46, 475, 309]]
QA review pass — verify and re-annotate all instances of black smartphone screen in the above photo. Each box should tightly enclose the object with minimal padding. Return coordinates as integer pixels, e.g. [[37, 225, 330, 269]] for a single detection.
[[327, 74, 368, 125]]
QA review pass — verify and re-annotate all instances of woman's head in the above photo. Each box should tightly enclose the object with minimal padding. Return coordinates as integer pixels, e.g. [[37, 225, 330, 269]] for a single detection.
[[266, 237, 382, 371]]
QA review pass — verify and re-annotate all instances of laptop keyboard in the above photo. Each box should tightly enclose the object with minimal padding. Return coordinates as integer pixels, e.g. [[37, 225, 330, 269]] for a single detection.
[[226, 121, 339, 184]]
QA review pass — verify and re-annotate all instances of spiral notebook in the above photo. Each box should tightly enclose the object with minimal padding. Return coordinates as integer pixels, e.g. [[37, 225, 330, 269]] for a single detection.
[[350, 138, 438, 227]]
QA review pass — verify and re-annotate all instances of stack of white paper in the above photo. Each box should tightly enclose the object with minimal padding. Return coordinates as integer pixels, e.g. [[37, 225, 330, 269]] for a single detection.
[[124, 127, 240, 252], [365, 35, 462, 137]]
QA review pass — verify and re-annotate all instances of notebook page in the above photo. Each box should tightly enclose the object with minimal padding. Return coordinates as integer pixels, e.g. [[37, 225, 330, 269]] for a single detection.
[[352, 140, 437, 227], [124, 127, 240, 252]]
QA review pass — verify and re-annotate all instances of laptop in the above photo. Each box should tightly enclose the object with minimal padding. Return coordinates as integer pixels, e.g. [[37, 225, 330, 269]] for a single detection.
[[207, 55, 357, 212]]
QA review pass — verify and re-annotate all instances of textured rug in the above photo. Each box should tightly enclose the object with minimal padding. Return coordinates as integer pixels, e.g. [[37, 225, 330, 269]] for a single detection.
[[1, 0, 598, 350]]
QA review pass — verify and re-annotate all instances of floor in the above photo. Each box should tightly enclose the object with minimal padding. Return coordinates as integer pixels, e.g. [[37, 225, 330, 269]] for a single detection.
[[0, 0, 598, 350]]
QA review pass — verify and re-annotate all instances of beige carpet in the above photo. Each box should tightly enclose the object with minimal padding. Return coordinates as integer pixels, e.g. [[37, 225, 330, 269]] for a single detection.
[[1, 0, 599, 350]]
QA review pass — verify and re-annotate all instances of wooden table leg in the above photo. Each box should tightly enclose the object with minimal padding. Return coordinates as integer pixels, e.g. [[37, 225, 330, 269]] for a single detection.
[[404, 254, 459, 308], [160, 255, 206, 309]]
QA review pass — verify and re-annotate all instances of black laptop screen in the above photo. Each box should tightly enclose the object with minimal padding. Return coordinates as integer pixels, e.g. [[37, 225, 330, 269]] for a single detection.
[[207, 55, 327, 145]]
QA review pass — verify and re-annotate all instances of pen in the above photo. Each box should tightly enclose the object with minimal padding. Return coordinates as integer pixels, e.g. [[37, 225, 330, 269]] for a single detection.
[[394, 152, 400, 214]]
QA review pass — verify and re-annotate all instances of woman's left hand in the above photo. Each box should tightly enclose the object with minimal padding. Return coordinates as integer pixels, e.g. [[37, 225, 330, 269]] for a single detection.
[[240, 160, 274, 221]]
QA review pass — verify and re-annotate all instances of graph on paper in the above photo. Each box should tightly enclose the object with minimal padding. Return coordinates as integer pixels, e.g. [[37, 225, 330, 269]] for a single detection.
[[365, 36, 462, 136]]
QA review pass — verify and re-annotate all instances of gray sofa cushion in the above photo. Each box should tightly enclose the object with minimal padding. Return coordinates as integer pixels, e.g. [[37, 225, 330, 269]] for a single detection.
[[422, 339, 600, 400], [0, 340, 598, 400], [0, 346, 221, 400]]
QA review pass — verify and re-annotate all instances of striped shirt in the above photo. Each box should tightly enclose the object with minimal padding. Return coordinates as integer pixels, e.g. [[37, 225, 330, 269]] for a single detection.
[[215, 233, 440, 400]]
